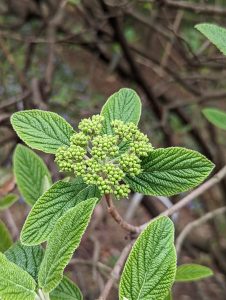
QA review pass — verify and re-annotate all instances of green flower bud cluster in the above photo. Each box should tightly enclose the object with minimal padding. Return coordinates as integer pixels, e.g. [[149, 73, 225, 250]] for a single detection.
[[55, 114, 153, 199]]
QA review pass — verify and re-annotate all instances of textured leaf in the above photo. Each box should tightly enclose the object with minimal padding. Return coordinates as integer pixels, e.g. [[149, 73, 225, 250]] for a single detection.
[[119, 216, 177, 300], [0, 220, 12, 252], [11, 110, 74, 154], [0, 194, 18, 210], [38, 198, 97, 292], [0, 252, 37, 300], [175, 264, 213, 282], [164, 292, 172, 300], [21, 178, 99, 245], [126, 147, 214, 196], [13, 144, 52, 206], [203, 108, 226, 130], [101, 88, 141, 134], [195, 23, 226, 55], [50, 276, 82, 300], [5, 242, 44, 282]]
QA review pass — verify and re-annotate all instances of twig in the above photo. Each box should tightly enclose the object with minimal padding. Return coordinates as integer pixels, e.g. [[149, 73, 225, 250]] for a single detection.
[[98, 241, 134, 300], [176, 206, 226, 255], [4, 209, 19, 240], [105, 194, 139, 233], [138, 165, 226, 232]]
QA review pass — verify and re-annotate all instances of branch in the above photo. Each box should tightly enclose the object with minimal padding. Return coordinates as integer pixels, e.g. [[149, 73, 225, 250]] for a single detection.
[[138, 165, 226, 232], [176, 206, 226, 255], [98, 241, 134, 300], [105, 194, 139, 233]]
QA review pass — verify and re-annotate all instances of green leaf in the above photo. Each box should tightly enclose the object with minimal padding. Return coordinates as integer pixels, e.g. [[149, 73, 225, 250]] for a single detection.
[[125, 147, 214, 196], [11, 110, 74, 154], [0, 194, 18, 210], [164, 292, 172, 300], [0, 220, 13, 252], [0, 252, 37, 300], [119, 216, 176, 300], [195, 23, 226, 55], [50, 276, 82, 300], [13, 144, 52, 206], [38, 198, 97, 292], [101, 88, 141, 134], [21, 178, 100, 245], [5, 242, 44, 282], [202, 108, 226, 130], [175, 264, 213, 282]]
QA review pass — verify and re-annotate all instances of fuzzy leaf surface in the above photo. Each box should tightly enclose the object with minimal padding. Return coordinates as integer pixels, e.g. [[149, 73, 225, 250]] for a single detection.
[[13, 144, 52, 206], [50, 276, 82, 300], [38, 198, 97, 292], [11, 110, 74, 154], [21, 178, 99, 245], [0, 252, 36, 300], [175, 264, 213, 282], [195, 23, 226, 55], [5, 242, 44, 282], [126, 147, 214, 196], [202, 108, 226, 130], [0, 220, 12, 252], [101, 88, 141, 134], [0, 194, 18, 210], [119, 216, 176, 300]]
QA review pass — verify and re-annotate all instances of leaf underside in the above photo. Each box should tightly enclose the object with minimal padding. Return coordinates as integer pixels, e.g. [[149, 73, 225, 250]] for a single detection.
[[101, 88, 141, 134], [119, 216, 177, 300], [195, 23, 226, 55], [50, 276, 83, 300], [0, 220, 13, 252], [0, 194, 18, 210], [0, 252, 36, 300], [21, 178, 100, 245], [38, 198, 97, 292], [175, 264, 213, 282], [11, 110, 74, 154], [202, 108, 226, 130], [126, 147, 214, 196], [13, 144, 52, 206]]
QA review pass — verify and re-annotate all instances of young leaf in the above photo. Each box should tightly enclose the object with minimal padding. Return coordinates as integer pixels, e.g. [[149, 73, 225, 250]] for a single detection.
[[38, 198, 97, 292], [195, 23, 226, 55], [119, 216, 176, 300], [50, 276, 83, 300], [21, 179, 99, 245], [0, 252, 37, 300], [0, 220, 13, 252], [202, 108, 226, 130], [125, 147, 214, 196], [11, 110, 74, 154], [101, 88, 141, 134], [0, 193, 18, 210], [5, 241, 44, 282], [13, 144, 52, 206], [175, 264, 213, 282]]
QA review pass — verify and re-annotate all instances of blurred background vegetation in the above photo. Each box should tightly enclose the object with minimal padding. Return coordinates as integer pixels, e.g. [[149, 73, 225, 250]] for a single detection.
[[1, 0, 226, 299]]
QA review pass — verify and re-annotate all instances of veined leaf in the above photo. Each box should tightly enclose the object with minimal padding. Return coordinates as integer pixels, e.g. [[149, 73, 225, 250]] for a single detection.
[[13, 145, 52, 206], [125, 147, 214, 196], [50, 276, 82, 300], [202, 108, 226, 130], [5, 242, 44, 282], [11, 110, 74, 154], [0, 252, 37, 300], [38, 198, 97, 292], [0, 220, 12, 252], [195, 23, 226, 55], [0, 194, 18, 210], [164, 292, 172, 300], [101, 88, 141, 134], [119, 216, 176, 300], [175, 264, 213, 282], [21, 179, 100, 245]]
